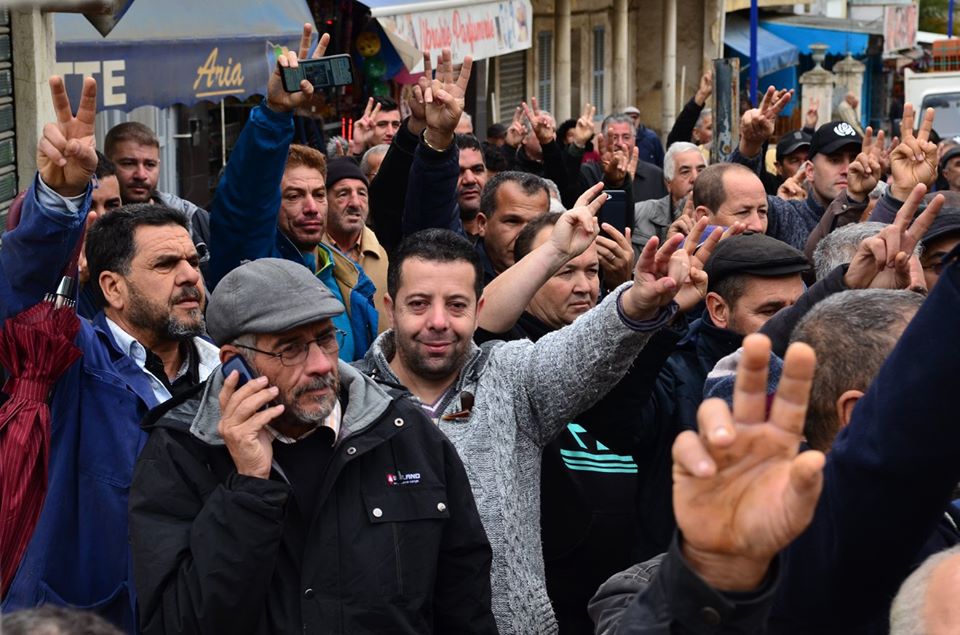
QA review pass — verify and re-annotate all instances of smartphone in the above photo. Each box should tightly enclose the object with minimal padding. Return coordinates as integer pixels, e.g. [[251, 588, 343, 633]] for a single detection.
[[280, 54, 354, 92], [599, 190, 629, 237], [222, 355, 258, 388]]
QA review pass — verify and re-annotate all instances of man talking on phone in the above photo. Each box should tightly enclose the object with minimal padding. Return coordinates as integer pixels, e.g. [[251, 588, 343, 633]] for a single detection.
[[129, 258, 496, 635]]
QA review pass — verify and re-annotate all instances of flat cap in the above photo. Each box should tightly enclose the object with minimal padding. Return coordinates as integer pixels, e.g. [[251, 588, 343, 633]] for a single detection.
[[206, 258, 345, 346], [921, 208, 960, 247], [705, 234, 810, 290], [940, 145, 960, 171]]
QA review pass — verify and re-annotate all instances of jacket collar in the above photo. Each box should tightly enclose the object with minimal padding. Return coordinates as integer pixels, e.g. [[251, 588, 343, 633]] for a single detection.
[[181, 361, 393, 446], [680, 310, 744, 373]]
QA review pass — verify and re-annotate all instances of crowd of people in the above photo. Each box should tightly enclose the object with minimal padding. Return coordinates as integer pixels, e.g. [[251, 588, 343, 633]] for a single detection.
[[2, 22, 960, 635]]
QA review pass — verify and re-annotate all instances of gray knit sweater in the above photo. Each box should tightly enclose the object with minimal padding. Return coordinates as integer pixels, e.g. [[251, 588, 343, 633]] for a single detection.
[[354, 286, 663, 634]]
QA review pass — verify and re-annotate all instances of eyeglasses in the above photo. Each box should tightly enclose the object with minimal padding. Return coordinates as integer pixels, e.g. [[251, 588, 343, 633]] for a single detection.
[[235, 329, 346, 366]]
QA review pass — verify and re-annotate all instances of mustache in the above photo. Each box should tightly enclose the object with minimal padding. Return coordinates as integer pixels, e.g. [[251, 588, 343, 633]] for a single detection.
[[172, 287, 202, 304], [293, 374, 337, 399]]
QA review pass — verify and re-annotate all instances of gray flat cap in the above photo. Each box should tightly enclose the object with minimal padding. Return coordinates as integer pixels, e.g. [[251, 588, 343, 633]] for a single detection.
[[206, 258, 345, 345]]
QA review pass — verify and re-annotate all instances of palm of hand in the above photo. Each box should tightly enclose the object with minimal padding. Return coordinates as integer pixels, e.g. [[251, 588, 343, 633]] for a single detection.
[[743, 110, 773, 144], [891, 146, 937, 188], [675, 424, 806, 560], [425, 82, 464, 130]]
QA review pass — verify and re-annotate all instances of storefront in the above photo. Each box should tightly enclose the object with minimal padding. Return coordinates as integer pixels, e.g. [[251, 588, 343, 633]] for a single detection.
[[54, 0, 315, 206]]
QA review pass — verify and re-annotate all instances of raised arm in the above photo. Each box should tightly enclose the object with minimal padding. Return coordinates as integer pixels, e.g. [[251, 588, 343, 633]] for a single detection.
[[0, 76, 97, 319], [207, 26, 329, 288], [477, 184, 606, 333], [402, 49, 473, 238]]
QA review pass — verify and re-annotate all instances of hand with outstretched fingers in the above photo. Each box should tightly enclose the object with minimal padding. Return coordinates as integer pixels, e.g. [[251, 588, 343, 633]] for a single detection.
[[38, 76, 98, 198], [571, 102, 597, 147], [844, 183, 943, 291], [889, 104, 938, 201], [218, 372, 286, 480], [740, 86, 793, 157], [350, 97, 381, 154], [620, 233, 690, 321], [596, 224, 634, 290], [423, 48, 473, 151], [673, 335, 824, 591], [777, 165, 808, 202], [266, 23, 330, 114], [847, 127, 884, 201], [694, 70, 713, 107], [672, 216, 719, 312], [548, 186, 605, 261], [522, 97, 556, 145]]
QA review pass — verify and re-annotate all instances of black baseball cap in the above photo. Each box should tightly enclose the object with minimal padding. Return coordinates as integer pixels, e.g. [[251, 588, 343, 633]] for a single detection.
[[705, 233, 810, 290], [776, 130, 812, 162], [809, 121, 862, 159]]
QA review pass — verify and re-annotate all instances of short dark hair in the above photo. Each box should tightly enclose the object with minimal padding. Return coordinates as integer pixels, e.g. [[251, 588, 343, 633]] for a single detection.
[[95, 150, 116, 179], [557, 119, 577, 145], [373, 96, 399, 112], [790, 289, 922, 452], [104, 121, 159, 158], [482, 144, 509, 173], [709, 272, 749, 308], [479, 171, 549, 218], [514, 212, 561, 261], [387, 228, 484, 301], [455, 133, 483, 153], [693, 163, 755, 213], [85, 204, 190, 309], [2, 605, 124, 635]]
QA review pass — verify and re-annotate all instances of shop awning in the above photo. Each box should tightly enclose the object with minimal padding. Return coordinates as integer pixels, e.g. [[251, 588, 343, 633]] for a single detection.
[[724, 14, 799, 78], [358, 0, 533, 71], [760, 16, 873, 57], [54, 0, 315, 111]]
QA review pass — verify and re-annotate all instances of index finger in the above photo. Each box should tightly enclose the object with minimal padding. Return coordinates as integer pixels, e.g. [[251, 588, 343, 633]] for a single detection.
[[573, 181, 606, 208], [684, 216, 709, 255], [48, 76, 74, 125], [861, 126, 873, 154], [363, 97, 374, 118], [297, 23, 313, 59], [758, 86, 775, 112], [581, 102, 592, 120], [693, 226, 723, 264], [770, 89, 793, 116], [732, 333, 772, 424], [422, 50, 433, 78], [768, 342, 816, 436], [900, 103, 916, 141]]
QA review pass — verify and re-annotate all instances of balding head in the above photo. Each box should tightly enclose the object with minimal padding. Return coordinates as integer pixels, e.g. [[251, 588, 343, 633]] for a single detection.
[[693, 163, 768, 233], [891, 546, 960, 635]]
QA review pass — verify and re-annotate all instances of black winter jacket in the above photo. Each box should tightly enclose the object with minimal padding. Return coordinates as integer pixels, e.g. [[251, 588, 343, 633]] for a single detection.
[[130, 363, 497, 635]]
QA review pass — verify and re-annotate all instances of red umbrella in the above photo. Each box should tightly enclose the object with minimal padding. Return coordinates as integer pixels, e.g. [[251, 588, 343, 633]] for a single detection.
[[0, 280, 81, 597]]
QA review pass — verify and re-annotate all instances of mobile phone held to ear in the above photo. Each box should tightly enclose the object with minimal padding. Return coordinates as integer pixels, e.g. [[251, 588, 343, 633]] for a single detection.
[[280, 54, 354, 92], [599, 190, 629, 238], [222, 355, 258, 388]]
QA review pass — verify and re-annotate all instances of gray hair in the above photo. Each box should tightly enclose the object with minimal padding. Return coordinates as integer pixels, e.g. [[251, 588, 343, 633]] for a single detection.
[[230, 334, 258, 365], [813, 222, 886, 280], [2, 605, 124, 635], [601, 114, 636, 136], [460, 112, 473, 125], [890, 545, 960, 635], [695, 108, 712, 129], [664, 142, 705, 181], [325, 136, 349, 160], [542, 177, 562, 202], [360, 144, 389, 180], [790, 289, 922, 451]]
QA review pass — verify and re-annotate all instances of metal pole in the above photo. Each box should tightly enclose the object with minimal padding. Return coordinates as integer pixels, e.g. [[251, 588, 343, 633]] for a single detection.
[[556, 0, 572, 120], [950, 0, 956, 38], [749, 0, 758, 105], [661, 0, 677, 141]]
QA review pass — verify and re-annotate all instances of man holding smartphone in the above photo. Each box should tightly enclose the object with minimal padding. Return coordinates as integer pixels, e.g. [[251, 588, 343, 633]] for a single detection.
[[129, 258, 496, 634]]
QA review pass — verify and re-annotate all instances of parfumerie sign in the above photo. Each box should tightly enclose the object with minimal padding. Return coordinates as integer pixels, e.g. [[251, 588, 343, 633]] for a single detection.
[[377, 0, 532, 69]]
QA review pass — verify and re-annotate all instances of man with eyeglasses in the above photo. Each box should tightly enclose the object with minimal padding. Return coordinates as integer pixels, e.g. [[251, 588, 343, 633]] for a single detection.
[[129, 257, 497, 635]]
